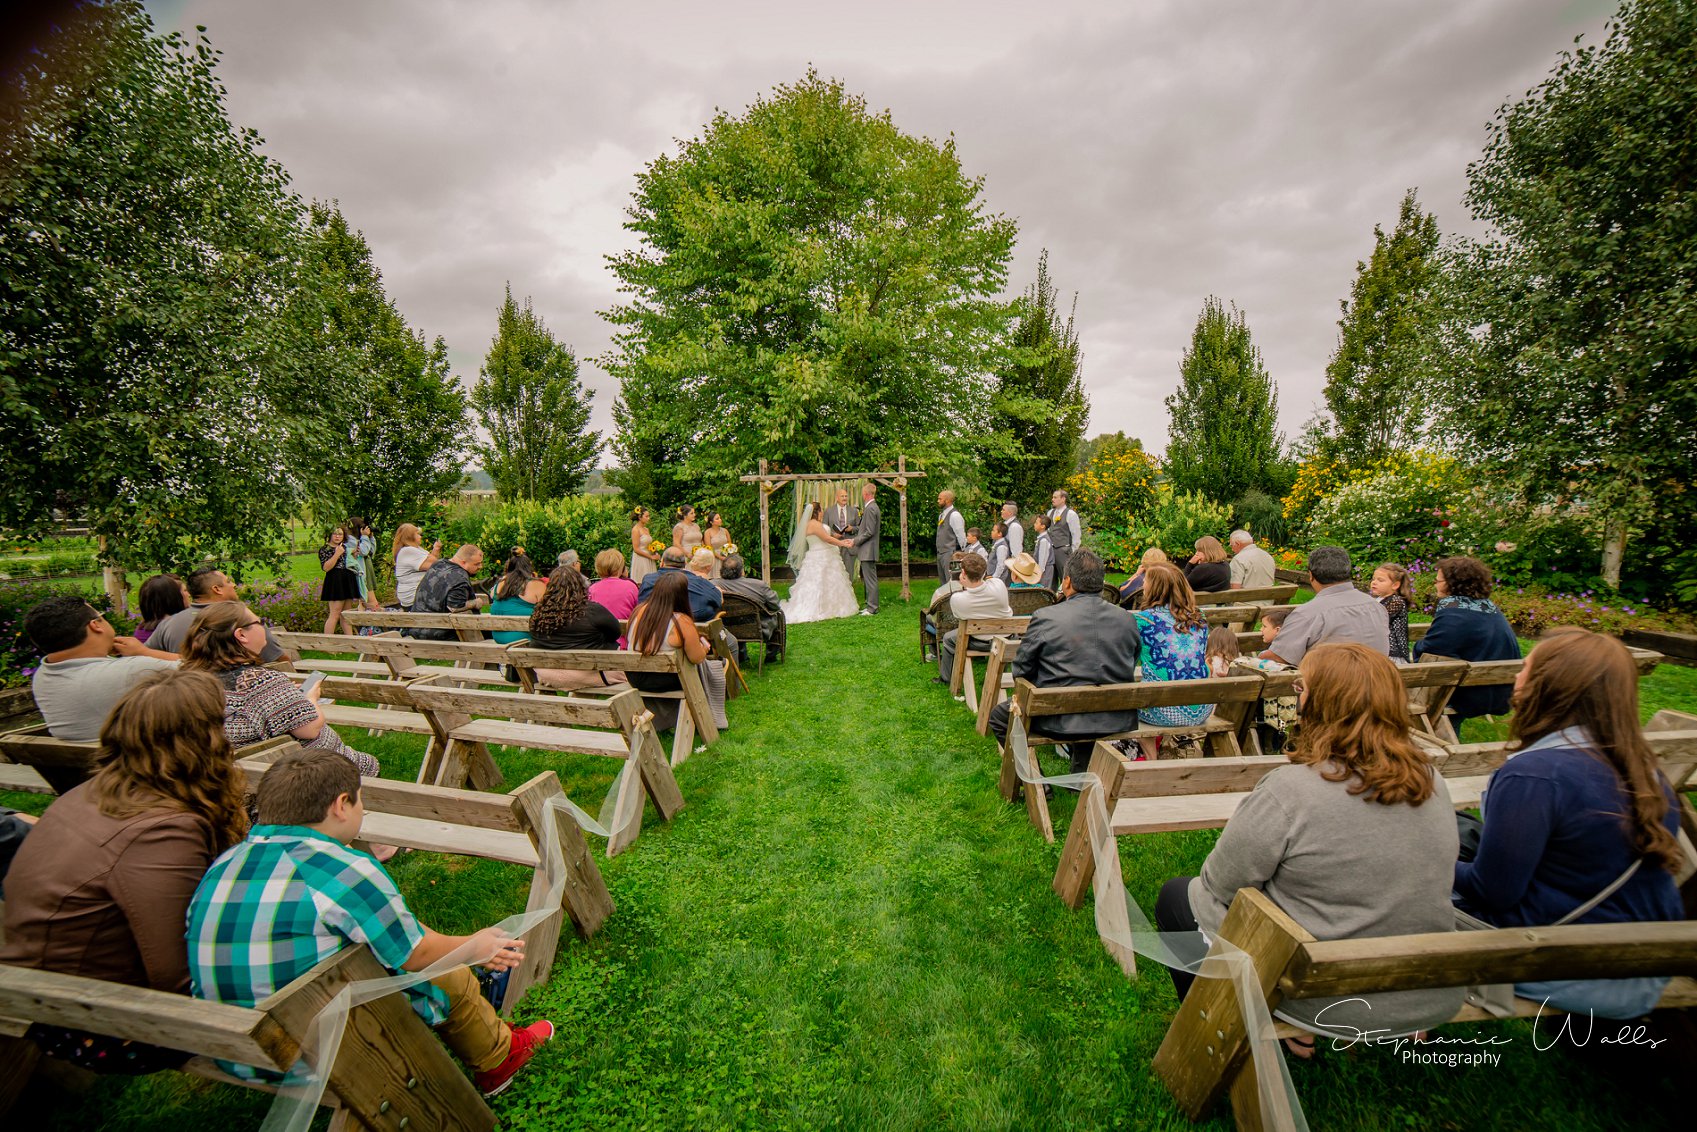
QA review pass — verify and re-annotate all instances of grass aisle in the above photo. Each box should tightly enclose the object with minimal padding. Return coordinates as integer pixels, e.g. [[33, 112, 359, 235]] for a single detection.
[[17, 581, 1687, 1130]]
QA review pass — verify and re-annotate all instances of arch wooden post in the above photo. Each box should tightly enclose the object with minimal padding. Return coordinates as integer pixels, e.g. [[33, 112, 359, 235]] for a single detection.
[[897, 455, 911, 601], [757, 458, 771, 586]]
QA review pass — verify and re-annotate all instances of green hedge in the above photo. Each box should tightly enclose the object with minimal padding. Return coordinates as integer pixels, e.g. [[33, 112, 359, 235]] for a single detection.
[[474, 496, 633, 571]]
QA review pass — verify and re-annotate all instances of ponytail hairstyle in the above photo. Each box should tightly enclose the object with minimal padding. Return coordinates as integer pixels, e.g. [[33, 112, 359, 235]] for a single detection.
[[1510, 629, 1680, 873], [1376, 562, 1415, 603], [497, 551, 537, 601]]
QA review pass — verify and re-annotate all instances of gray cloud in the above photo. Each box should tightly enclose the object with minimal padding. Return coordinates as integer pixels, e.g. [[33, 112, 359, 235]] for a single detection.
[[150, 0, 1614, 453]]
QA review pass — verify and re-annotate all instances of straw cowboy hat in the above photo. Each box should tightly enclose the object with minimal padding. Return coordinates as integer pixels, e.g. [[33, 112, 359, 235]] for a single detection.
[[1008, 552, 1041, 585]]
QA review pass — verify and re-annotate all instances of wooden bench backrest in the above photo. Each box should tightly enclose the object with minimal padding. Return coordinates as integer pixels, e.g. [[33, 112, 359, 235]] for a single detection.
[[1017, 674, 1266, 718], [1199, 604, 1264, 627], [284, 674, 426, 708], [955, 616, 1030, 638], [1195, 585, 1297, 606], [0, 729, 293, 794], [273, 630, 388, 656], [405, 684, 636, 733], [362, 636, 516, 664], [343, 611, 528, 632], [504, 645, 680, 675]]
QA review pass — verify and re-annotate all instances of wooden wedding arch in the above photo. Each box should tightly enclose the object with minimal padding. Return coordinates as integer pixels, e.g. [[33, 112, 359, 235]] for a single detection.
[[740, 457, 927, 601]]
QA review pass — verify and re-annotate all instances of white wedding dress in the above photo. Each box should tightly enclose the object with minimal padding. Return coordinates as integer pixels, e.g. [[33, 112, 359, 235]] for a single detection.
[[782, 533, 861, 623]]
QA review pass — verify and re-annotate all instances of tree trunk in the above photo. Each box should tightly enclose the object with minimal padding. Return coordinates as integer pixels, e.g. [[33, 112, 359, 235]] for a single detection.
[[1601, 519, 1627, 591], [98, 534, 129, 618]]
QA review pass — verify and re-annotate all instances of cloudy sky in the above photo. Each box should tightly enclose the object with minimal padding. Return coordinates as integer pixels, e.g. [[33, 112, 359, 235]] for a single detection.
[[145, 0, 1616, 454]]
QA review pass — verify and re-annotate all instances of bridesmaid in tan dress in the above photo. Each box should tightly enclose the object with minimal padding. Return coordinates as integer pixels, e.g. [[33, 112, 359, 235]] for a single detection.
[[702, 512, 731, 579], [672, 505, 704, 559], [630, 507, 659, 585]]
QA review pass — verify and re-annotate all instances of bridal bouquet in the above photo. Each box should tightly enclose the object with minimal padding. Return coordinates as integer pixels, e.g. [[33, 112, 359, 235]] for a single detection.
[[648, 538, 666, 555], [717, 542, 739, 558]]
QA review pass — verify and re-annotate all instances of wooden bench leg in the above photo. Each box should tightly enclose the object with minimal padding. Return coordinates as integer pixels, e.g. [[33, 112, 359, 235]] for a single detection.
[[509, 772, 614, 942], [0, 1033, 41, 1114], [670, 704, 696, 768], [1152, 891, 1311, 1128], [632, 726, 686, 830], [1054, 742, 1128, 910]]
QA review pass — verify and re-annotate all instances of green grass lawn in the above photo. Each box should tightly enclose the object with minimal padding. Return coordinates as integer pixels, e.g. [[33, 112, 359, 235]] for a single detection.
[[6, 580, 1690, 1129]]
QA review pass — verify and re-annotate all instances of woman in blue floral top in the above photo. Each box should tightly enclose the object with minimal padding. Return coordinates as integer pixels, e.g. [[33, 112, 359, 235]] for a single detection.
[[1131, 563, 1214, 754]]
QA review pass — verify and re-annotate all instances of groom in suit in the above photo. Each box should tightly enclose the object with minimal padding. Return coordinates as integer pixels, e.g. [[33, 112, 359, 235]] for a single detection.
[[829, 489, 857, 577], [853, 483, 881, 615]]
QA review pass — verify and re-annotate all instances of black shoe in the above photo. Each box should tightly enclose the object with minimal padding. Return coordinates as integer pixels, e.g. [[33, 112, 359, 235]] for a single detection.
[[931, 676, 949, 685]]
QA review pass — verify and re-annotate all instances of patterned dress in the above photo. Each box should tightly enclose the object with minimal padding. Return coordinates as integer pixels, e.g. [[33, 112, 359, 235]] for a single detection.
[[1133, 606, 1214, 727], [216, 665, 379, 777], [1381, 594, 1411, 662]]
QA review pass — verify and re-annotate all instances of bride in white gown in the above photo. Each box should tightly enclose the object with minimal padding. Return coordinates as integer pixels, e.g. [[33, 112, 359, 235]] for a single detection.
[[781, 502, 861, 623]]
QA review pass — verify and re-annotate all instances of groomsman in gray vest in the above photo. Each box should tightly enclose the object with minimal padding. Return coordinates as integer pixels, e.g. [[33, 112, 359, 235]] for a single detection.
[[1046, 489, 1081, 592], [935, 489, 966, 584], [1001, 502, 1024, 558], [853, 483, 881, 614], [828, 488, 858, 577]]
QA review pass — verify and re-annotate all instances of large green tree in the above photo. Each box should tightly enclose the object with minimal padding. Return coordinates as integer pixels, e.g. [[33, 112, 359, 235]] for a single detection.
[[301, 202, 470, 531], [471, 287, 602, 500], [1163, 297, 1283, 504], [1322, 189, 1442, 464], [983, 250, 1089, 510], [1433, 0, 1697, 589], [0, 1, 336, 605], [603, 71, 1019, 531], [1074, 431, 1141, 472]]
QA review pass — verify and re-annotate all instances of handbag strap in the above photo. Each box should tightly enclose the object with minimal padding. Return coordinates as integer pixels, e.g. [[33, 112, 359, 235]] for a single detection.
[[1551, 859, 1643, 926]]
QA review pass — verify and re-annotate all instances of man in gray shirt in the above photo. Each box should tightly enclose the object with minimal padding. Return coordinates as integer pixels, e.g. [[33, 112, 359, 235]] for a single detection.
[[1259, 546, 1389, 666], [148, 565, 285, 662], [24, 595, 178, 742]]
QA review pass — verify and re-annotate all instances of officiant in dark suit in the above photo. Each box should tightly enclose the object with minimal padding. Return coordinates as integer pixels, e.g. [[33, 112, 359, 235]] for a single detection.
[[853, 483, 881, 615], [828, 489, 858, 576]]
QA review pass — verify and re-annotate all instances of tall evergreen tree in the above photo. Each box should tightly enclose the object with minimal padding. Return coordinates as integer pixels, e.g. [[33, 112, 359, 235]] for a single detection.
[[984, 250, 1089, 510], [1322, 189, 1442, 464], [471, 287, 601, 500], [1163, 297, 1283, 503], [301, 202, 470, 529]]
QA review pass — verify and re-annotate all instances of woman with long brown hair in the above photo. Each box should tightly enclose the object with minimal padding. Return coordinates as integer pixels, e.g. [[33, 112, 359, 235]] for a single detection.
[[1455, 629, 1684, 1018], [528, 564, 628, 690], [179, 603, 380, 779], [1130, 563, 1213, 754], [625, 571, 726, 731], [1, 669, 251, 1071], [1154, 643, 1463, 1052]]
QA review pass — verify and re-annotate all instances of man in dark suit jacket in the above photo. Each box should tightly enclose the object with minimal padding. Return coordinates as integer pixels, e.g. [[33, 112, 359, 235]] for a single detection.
[[636, 547, 724, 622], [714, 554, 785, 650], [988, 549, 1141, 773]]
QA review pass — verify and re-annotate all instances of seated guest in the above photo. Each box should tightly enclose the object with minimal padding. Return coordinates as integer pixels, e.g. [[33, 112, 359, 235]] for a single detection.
[[933, 552, 1013, 689], [1130, 564, 1214, 756], [1006, 552, 1047, 591], [1228, 529, 1277, 591], [588, 549, 641, 645], [25, 595, 177, 741], [133, 574, 189, 644], [1155, 643, 1463, 1053], [626, 572, 727, 732], [1, 669, 250, 1072], [187, 748, 553, 1096], [1234, 605, 1299, 754], [1118, 547, 1169, 603], [1259, 546, 1388, 666], [404, 544, 490, 640], [148, 565, 287, 661], [1413, 555, 1521, 739], [528, 565, 628, 690], [636, 546, 724, 622], [1454, 629, 1682, 1018], [489, 549, 548, 644], [180, 604, 380, 779], [987, 550, 1141, 773], [1181, 535, 1231, 593], [715, 553, 784, 652], [557, 549, 587, 577], [921, 570, 966, 660], [391, 523, 442, 611]]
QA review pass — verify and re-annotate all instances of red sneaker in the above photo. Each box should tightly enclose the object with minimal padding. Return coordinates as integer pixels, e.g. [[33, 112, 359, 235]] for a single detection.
[[474, 1019, 555, 1097]]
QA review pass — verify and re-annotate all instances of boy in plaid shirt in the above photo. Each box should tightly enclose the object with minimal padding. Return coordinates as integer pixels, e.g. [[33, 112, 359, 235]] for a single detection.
[[187, 748, 553, 1097]]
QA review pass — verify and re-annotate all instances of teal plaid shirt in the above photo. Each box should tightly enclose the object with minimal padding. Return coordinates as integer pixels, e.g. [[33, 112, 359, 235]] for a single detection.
[[187, 825, 447, 1081]]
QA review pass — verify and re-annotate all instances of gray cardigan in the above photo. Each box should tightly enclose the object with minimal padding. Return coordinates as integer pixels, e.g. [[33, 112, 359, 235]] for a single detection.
[[1189, 761, 1465, 1036]]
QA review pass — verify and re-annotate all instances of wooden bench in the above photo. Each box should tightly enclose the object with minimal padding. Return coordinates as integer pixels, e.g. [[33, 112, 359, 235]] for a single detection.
[[343, 609, 529, 641], [235, 751, 612, 1012], [505, 645, 721, 767], [998, 675, 1269, 841], [1194, 584, 1298, 607], [1152, 887, 1697, 1132], [275, 629, 525, 689], [402, 684, 683, 856], [948, 616, 1031, 710], [0, 727, 294, 796], [0, 944, 496, 1130], [1052, 716, 1697, 973]]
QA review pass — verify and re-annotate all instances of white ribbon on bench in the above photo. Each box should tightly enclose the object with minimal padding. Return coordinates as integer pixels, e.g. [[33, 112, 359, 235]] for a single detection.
[[1007, 720, 1310, 1131], [259, 761, 643, 1131]]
